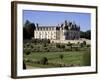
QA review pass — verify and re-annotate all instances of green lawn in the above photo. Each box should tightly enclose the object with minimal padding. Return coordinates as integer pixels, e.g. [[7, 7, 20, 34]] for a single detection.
[[24, 49, 91, 69]]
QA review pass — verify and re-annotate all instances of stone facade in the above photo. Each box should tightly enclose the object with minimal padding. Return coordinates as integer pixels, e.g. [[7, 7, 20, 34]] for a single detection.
[[34, 20, 80, 40]]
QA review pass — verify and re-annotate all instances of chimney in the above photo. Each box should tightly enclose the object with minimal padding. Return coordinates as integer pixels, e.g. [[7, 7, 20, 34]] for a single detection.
[[36, 23, 39, 27]]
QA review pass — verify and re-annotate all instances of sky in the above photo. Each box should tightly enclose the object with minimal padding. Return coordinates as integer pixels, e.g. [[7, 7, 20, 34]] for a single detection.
[[23, 10, 91, 31]]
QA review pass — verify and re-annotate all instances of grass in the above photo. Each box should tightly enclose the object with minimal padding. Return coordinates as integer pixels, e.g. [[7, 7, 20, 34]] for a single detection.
[[23, 39, 91, 69], [24, 49, 91, 69]]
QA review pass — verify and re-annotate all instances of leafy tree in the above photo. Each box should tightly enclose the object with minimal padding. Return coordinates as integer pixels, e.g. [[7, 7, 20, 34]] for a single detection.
[[80, 30, 91, 39], [80, 31, 85, 38], [23, 20, 36, 39], [85, 30, 91, 39]]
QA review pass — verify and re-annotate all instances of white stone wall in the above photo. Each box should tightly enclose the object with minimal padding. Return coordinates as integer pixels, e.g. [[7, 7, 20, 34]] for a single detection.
[[34, 28, 57, 40], [34, 26, 80, 40], [51, 39, 91, 45]]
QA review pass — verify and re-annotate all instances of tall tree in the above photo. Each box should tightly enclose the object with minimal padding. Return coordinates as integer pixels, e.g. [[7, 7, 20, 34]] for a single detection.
[[23, 20, 36, 39], [85, 30, 91, 39], [80, 30, 91, 40]]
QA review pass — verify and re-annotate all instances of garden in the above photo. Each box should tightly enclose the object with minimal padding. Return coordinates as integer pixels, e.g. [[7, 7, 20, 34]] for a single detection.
[[23, 39, 91, 69]]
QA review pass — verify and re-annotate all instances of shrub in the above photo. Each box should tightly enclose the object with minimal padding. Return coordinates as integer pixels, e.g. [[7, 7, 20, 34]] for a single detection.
[[87, 44, 90, 47], [67, 42, 72, 50], [43, 43, 47, 47], [31, 45, 33, 48], [60, 44, 65, 49], [56, 43, 65, 49], [56, 43, 61, 48], [74, 47, 79, 51], [59, 54, 63, 59], [67, 42, 72, 46], [77, 42, 80, 45], [80, 43, 84, 48], [26, 43, 30, 47], [40, 57, 48, 65], [25, 50, 31, 55], [83, 41, 86, 45]]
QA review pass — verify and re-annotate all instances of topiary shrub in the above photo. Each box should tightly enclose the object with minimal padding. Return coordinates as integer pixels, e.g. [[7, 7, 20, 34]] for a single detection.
[[56, 43, 61, 48], [83, 41, 86, 46], [59, 54, 64, 60], [25, 50, 31, 55], [87, 44, 90, 47], [60, 44, 65, 49], [40, 57, 48, 65], [67, 42, 72, 51], [80, 43, 84, 48]]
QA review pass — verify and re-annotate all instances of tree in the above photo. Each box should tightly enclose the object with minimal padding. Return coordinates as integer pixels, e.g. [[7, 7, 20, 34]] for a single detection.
[[85, 30, 91, 39], [80, 30, 91, 39], [23, 20, 36, 39], [80, 31, 85, 38]]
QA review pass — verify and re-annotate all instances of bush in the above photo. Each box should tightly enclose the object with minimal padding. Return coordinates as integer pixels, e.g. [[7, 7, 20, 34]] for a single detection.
[[59, 54, 63, 59], [60, 44, 65, 49], [67, 42, 72, 51], [87, 44, 90, 47], [73, 47, 79, 51], [80, 43, 84, 48], [31, 39, 50, 44], [26, 43, 30, 47], [56, 43, 61, 48], [67, 42, 72, 46], [40, 57, 48, 65], [25, 50, 31, 55], [77, 42, 80, 45], [56, 43, 65, 49], [83, 41, 86, 45], [43, 43, 47, 47], [31, 45, 33, 48]]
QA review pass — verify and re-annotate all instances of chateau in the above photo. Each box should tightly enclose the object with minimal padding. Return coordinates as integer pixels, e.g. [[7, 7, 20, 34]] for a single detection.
[[34, 20, 80, 40]]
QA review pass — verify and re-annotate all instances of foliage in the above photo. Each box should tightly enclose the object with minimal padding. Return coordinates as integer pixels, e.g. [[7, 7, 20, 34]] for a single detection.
[[67, 42, 72, 46], [87, 44, 90, 47], [56, 43, 65, 49], [31, 38, 50, 44], [23, 20, 36, 39], [40, 57, 48, 65], [80, 30, 91, 39], [59, 54, 64, 60], [83, 41, 86, 46], [24, 39, 91, 52], [80, 43, 84, 48], [25, 50, 31, 55]]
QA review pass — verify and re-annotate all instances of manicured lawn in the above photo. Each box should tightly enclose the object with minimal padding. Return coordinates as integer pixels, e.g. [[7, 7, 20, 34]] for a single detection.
[[24, 49, 91, 69]]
